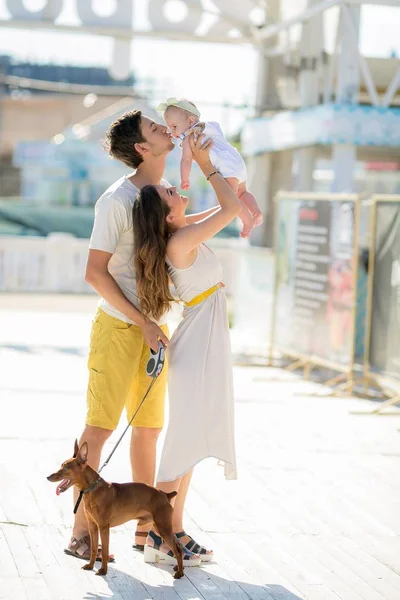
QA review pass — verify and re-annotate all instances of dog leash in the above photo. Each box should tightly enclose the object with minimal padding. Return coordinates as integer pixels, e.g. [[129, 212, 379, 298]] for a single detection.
[[73, 341, 166, 514]]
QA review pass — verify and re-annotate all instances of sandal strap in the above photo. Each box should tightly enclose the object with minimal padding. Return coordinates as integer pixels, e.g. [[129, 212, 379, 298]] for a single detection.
[[67, 535, 115, 561], [175, 531, 186, 538], [176, 538, 199, 558], [181, 550, 199, 560], [147, 530, 199, 561], [185, 539, 197, 551], [175, 531, 210, 555], [135, 531, 148, 538], [189, 541, 202, 554], [147, 529, 163, 549], [69, 535, 90, 556]]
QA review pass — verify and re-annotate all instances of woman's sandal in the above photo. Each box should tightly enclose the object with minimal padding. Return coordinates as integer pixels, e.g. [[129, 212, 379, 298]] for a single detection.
[[65, 535, 115, 562], [175, 530, 214, 562], [132, 530, 147, 552], [144, 530, 201, 567]]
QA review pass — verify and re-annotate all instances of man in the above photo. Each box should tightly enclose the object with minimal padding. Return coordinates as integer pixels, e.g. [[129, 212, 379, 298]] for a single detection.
[[67, 110, 216, 560]]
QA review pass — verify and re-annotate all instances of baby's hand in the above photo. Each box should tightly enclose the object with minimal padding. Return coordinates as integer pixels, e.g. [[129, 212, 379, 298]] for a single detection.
[[180, 180, 190, 190]]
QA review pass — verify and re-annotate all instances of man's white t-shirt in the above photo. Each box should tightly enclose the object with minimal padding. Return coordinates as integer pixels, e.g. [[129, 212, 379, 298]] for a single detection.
[[89, 175, 169, 326]]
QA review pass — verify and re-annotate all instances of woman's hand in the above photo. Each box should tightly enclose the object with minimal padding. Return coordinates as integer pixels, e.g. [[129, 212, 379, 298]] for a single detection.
[[189, 134, 213, 172]]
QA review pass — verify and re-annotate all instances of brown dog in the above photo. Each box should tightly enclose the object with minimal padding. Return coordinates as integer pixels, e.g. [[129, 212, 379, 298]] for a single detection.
[[47, 440, 184, 578]]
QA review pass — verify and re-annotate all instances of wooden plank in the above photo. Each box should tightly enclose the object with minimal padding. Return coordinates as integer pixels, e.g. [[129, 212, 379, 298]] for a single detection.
[[239, 532, 344, 600], [332, 535, 400, 599], [0, 577, 28, 600], [159, 570, 205, 600], [288, 533, 386, 600], [209, 532, 304, 600], [351, 534, 400, 577], [0, 523, 28, 600], [184, 568, 228, 600], [195, 561, 250, 600], [45, 525, 109, 600], [276, 533, 369, 600], [201, 531, 297, 600], [23, 525, 71, 600], [1, 524, 52, 600], [3, 301, 400, 600], [0, 463, 43, 528], [110, 533, 183, 600]]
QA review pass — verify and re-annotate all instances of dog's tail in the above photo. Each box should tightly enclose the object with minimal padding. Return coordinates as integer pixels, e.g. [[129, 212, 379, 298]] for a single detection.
[[166, 491, 178, 502]]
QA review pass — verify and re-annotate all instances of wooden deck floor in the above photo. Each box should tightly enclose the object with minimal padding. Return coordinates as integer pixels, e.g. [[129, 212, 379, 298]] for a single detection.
[[1, 295, 400, 600]]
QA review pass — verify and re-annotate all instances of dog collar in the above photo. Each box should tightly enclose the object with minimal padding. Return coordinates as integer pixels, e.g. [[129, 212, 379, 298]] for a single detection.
[[73, 476, 101, 514]]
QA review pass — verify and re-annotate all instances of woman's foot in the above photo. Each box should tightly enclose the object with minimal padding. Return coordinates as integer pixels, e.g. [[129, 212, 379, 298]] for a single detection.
[[132, 530, 148, 552], [65, 535, 115, 562], [175, 530, 214, 562], [144, 530, 201, 567]]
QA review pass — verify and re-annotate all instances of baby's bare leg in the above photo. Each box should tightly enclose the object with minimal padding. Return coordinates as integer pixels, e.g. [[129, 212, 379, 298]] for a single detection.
[[238, 182, 263, 227], [226, 177, 254, 238]]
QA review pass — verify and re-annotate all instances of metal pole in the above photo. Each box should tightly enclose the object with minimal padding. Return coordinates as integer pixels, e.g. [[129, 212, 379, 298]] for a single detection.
[[0, 65, 4, 198], [341, 4, 380, 106], [348, 197, 361, 394], [382, 65, 400, 108], [268, 193, 282, 366], [255, 0, 341, 42], [363, 198, 377, 390]]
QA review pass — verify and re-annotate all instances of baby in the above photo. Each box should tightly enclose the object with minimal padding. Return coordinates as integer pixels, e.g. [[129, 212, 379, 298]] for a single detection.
[[156, 97, 263, 238]]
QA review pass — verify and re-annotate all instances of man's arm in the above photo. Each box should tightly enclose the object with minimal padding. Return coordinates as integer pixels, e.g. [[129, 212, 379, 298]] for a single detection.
[[85, 250, 168, 351], [186, 206, 221, 224]]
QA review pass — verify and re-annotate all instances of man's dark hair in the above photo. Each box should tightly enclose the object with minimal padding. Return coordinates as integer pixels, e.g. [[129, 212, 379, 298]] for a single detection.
[[104, 109, 146, 169]]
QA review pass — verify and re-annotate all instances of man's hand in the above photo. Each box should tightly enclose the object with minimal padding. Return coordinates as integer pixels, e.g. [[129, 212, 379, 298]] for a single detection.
[[180, 180, 190, 190], [140, 320, 169, 352]]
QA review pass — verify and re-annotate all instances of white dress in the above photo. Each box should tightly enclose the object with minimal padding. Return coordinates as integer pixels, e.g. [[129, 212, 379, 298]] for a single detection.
[[206, 121, 247, 184], [181, 121, 247, 183], [157, 243, 237, 483]]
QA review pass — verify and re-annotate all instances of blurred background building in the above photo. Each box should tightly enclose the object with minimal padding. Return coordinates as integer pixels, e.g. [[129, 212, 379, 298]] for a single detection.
[[0, 0, 399, 377], [0, 0, 399, 245]]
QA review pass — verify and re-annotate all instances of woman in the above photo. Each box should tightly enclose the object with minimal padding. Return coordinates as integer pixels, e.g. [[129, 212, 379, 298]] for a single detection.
[[132, 135, 240, 566]]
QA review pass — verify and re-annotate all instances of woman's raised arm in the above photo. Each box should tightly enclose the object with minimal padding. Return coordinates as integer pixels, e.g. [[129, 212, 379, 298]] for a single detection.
[[168, 136, 241, 256]]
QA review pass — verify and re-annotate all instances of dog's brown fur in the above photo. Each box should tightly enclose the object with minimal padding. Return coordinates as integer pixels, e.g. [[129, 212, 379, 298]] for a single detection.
[[47, 440, 184, 578]]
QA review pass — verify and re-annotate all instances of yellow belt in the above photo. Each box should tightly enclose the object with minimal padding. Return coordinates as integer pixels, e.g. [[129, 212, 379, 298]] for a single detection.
[[184, 282, 225, 307]]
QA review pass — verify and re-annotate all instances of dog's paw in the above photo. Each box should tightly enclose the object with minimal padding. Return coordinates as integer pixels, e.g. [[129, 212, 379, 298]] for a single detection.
[[173, 569, 184, 579], [81, 563, 94, 571], [173, 565, 184, 579], [96, 567, 108, 576]]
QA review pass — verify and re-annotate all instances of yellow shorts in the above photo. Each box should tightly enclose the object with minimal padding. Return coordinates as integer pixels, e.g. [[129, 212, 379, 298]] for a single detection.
[[86, 309, 168, 430]]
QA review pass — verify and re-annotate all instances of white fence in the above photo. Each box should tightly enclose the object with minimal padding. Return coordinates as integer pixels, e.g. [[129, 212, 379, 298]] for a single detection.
[[0, 234, 91, 293], [0, 234, 248, 295], [0, 233, 274, 359], [231, 246, 274, 358]]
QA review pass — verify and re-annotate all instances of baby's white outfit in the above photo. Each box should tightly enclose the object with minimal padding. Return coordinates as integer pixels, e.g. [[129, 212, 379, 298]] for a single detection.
[[180, 121, 247, 184]]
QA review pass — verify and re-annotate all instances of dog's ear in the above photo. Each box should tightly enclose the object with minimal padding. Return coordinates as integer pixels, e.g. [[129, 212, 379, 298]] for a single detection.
[[73, 439, 79, 458], [77, 442, 88, 465]]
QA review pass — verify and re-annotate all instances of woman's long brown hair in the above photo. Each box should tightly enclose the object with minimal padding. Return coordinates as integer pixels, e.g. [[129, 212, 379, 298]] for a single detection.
[[133, 185, 174, 320]]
